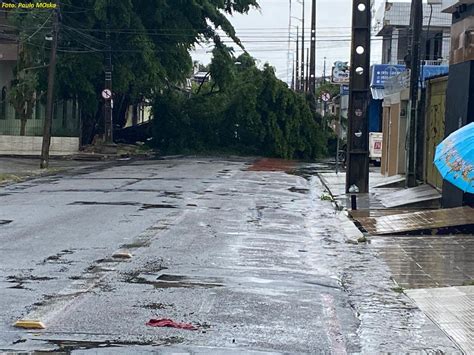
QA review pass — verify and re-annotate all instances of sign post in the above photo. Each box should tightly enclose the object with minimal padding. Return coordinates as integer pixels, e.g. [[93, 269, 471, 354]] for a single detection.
[[102, 88, 113, 143]]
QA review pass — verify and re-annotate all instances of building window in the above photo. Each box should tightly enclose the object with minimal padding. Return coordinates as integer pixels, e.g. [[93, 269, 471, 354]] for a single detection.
[[424, 32, 443, 61]]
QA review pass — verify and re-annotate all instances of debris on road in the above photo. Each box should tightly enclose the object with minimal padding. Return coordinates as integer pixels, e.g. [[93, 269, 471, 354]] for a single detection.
[[247, 158, 296, 172], [355, 206, 474, 235], [14, 320, 45, 329], [112, 250, 133, 259], [146, 318, 198, 330]]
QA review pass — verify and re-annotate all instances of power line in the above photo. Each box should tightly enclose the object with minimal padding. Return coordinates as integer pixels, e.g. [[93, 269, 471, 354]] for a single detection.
[[24, 11, 53, 42]]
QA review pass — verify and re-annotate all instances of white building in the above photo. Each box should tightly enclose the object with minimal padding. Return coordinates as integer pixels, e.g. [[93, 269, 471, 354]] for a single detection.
[[374, 1, 452, 65]]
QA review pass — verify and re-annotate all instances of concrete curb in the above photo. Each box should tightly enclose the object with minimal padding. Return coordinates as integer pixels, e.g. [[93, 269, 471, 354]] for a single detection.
[[316, 173, 364, 243]]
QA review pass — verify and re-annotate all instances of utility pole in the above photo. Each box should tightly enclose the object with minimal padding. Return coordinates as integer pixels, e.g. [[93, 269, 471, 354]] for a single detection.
[[296, 26, 300, 91], [306, 48, 310, 91], [288, 0, 293, 86], [309, 0, 316, 96], [345, 0, 371, 194], [300, 0, 305, 92], [406, 0, 422, 188], [291, 60, 295, 90], [104, 0, 113, 143], [323, 56, 327, 82], [40, 4, 59, 169], [336, 88, 343, 174], [322, 56, 327, 115]]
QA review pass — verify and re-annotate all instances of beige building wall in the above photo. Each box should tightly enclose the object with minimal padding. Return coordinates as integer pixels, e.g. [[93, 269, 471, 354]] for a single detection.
[[450, 16, 474, 64]]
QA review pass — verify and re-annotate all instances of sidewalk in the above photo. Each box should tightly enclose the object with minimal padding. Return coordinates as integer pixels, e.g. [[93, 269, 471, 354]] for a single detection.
[[0, 156, 104, 185], [319, 169, 419, 211], [319, 168, 474, 353]]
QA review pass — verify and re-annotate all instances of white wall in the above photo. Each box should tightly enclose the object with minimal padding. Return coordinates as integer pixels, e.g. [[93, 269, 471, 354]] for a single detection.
[[0, 135, 79, 156]]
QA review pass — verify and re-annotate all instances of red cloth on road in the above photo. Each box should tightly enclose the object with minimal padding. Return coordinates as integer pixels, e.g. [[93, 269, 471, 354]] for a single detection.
[[146, 318, 197, 330]]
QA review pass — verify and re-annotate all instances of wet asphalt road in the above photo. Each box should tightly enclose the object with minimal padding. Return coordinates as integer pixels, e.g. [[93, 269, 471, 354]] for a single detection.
[[0, 157, 459, 353]]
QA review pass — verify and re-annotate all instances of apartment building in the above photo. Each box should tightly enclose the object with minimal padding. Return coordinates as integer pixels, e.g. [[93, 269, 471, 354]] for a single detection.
[[374, 1, 452, 65]]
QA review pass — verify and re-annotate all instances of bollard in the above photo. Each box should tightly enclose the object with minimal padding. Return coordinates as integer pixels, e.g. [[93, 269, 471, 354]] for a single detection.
[[351, 194, 357, 210]]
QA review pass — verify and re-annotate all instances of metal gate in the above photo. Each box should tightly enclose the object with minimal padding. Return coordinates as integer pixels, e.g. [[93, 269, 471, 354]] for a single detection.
[[425, 76, 447, 190]]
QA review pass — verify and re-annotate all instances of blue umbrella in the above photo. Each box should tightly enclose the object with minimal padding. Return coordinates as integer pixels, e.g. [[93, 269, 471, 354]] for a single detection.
[[434, 122, 474, 193]]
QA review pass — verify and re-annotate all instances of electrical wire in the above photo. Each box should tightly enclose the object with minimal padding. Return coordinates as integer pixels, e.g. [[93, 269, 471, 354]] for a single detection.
[[420, 3, 434, 86], [23, 11, 53, 42]]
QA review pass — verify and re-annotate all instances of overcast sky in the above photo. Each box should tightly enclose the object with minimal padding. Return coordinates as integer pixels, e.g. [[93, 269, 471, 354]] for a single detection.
[[192, 0, 394, 84]]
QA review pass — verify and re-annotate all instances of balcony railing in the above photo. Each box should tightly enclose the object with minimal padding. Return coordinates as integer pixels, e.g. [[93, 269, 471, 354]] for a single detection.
[[392, 59, 449, 66]]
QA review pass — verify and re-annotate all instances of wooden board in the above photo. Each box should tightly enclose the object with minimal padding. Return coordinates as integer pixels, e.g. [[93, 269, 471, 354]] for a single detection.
[[356, 206, 474, 235], [376, 184, 441, 208]]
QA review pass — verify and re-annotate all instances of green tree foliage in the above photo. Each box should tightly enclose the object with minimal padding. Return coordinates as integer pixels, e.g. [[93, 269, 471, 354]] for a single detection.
[[152, 53, 328, 159], [8, 4, 50, 135], [9, 71, 38, 136], [316, 82, 340, 101], [10, 0, 259, 140]]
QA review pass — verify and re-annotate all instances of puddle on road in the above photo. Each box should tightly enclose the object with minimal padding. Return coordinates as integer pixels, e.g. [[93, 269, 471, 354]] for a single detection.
[[120, 240, 152, 249], [125, 273, 223, 289], [6, 274, 56, 290], [95, 257, 130, 264], [29, 337, 184, 354], [288, 187, 309, 194], [140, 203, 177, 210], [42, 250, 75, 265], [160, 191, 182, 199], [69, 201, 140, 206], [43, 188, 182, 194], [68, 201, 177, 210], [136, 302, 174, 310]]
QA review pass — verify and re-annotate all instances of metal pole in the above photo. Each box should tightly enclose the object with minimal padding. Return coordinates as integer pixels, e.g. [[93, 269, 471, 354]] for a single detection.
[[336, 93, 342, 174], [306, 48, 309, 92], [406, 0, 422, 188], [104, 0, 113, 143], [323, 56, 326, 82], [300, 0, 305, 92], [40, 4, 59, 169], [288, 0, 292, 86], [345, 0, 371, 194], [323, 56, 327, 114], [291, 60, 295, 90], [309, 0, 316, 96], [296, 26, 300, 91]]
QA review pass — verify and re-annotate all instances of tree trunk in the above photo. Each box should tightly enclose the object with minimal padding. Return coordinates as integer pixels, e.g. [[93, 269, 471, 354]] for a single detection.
[[20, 115, 27, 136], [19, 101, 34, 136]]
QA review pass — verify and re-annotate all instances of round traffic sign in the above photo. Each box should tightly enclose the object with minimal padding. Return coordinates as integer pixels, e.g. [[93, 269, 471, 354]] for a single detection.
[[101, 89, 112, 100], [321, 92, 331, 102]]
